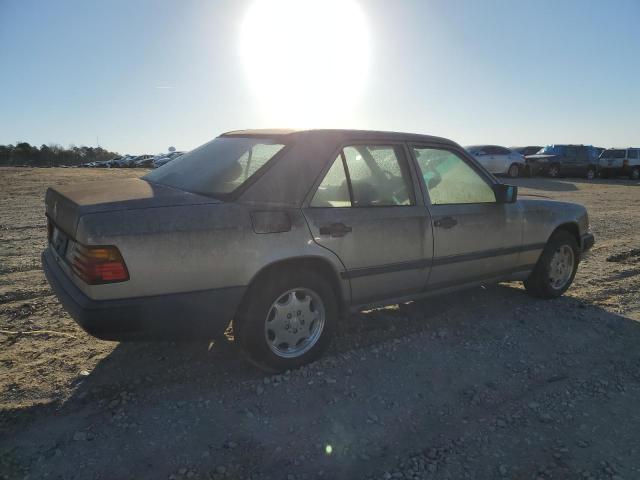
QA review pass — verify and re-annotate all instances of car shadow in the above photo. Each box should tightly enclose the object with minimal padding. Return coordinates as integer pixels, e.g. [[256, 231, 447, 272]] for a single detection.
[[4, 283, 640, 479]]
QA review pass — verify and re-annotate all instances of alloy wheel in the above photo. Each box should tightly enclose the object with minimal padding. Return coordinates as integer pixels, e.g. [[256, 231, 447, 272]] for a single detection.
[[264, 288, 326, 359], [548, 245, 575, 290]]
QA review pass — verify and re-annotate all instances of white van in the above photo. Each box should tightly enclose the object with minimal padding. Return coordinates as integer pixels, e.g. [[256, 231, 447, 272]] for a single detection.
[[599, 148, 640, 179]]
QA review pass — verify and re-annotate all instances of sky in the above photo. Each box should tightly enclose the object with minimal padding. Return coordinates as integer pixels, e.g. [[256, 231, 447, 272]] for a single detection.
[[1, 0, 639, 155]]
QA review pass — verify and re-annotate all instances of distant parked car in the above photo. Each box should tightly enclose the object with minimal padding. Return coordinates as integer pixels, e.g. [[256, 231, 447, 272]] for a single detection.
[[511, 146, 542, 157], [526, 145, 600, 179], [133, 155, 154, 168], [153, 151, 184, 168], [599, 148, 640, 179], [465, 145, 526, 177]]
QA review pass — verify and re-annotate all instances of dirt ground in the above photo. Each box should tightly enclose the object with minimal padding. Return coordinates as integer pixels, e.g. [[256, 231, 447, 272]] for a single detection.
[[1, 167, 639, 480]]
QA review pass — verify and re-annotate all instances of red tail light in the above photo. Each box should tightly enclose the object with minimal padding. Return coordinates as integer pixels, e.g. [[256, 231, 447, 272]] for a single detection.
[[68, 244, 129, 284]]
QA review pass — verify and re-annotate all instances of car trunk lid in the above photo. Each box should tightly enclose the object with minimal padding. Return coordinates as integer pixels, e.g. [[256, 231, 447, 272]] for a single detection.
[[45, 178, 220, 238]]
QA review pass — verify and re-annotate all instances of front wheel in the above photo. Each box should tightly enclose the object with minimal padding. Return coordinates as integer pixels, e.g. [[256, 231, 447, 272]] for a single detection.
[[524, 230, 579, 299], [235, 268, 337, 371], [547, 164, 560, 178], [631, 168, 640, 180], [586, 167, 596, 180]]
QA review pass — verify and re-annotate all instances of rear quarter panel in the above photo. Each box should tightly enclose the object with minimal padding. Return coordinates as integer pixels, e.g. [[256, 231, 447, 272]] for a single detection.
[[75, 204, 347, 301]]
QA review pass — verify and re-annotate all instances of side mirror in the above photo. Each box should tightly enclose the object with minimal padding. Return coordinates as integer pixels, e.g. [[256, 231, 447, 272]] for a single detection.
[[494, 184, 517, 203]]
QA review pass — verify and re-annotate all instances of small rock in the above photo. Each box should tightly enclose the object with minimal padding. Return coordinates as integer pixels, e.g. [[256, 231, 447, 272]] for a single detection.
[[256, 385, 264, 396], [73, 431, 87, 441], [216, 465, 226, 475], [539, 413, 553, 424]]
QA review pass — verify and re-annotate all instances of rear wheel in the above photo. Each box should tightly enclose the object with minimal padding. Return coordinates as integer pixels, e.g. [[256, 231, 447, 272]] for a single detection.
[[507, 163, 520, 178], [524, 230, 579, 299], [586, 167, 596, 180], [548, 164, 560, 178], [631, 168, 640, 180], [235, 268, 337, 371]]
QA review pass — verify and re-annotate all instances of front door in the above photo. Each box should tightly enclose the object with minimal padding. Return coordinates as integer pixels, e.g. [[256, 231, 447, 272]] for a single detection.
[[410, 145, 523, 289], [303, 143, 431, 304]]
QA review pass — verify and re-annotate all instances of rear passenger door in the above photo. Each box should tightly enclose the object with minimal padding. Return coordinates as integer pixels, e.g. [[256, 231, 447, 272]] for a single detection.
[[302, 143, 432, 304]]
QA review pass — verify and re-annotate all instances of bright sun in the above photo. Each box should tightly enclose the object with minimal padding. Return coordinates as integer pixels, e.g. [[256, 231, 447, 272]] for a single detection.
[[240, 0, 370, 127]]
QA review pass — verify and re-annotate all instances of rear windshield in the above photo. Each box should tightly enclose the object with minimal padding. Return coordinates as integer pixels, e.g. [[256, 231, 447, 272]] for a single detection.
[[144, 137, 286, 197], [600, 149, 626, 159]]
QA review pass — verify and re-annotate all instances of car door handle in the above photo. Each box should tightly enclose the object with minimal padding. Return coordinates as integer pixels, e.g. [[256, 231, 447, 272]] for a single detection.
[[319, 222, 352, 237], [434, 216, 458, 229]]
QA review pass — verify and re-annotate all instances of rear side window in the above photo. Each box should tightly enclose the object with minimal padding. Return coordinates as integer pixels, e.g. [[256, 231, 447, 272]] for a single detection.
[[343, 145, 414, 206], [310, 155, 351, 207], [311, 145, 414, 207], [627, 149, 639, 160], [602, 149, 626, 159]]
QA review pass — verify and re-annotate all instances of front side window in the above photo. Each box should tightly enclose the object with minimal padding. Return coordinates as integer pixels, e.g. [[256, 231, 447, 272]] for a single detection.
[[310, 145, 414, 207], [144, 137, 285, 196], [412, 147, 496, 205], [627, 149, 639, 160], [564, 146, 577, 158]]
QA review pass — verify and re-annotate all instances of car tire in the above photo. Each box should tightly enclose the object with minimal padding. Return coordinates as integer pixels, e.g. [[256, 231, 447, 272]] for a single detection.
[[548, 164, 560, 178], [523, 230, 579, 299], [586, 167, 596, 180], [631, 168, 640, 180], [235, 268, 337, 372], [507, 163, 520, 178]]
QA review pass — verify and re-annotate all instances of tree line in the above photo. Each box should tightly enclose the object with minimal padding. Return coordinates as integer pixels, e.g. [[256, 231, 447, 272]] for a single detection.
[[0, 142, 120, 167]]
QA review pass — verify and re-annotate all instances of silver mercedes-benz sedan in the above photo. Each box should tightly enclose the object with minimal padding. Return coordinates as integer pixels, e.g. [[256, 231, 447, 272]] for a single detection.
[[43, 129, 594, 371]]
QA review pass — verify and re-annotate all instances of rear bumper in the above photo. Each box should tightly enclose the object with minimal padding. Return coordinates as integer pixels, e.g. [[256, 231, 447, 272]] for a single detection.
[[581, 233, 595, 253], [42, 248, 246, 341]]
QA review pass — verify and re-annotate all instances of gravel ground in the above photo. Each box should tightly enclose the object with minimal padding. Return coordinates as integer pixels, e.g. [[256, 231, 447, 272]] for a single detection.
[[1, 167, 639, 480]]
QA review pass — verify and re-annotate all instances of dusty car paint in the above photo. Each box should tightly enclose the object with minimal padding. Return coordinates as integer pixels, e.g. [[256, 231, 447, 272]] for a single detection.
[[43, 129, 593, 340]]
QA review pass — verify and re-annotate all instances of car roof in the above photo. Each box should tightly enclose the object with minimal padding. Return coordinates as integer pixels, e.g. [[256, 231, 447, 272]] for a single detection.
[[220, 128, 457, 146], [465, 144, 506, 150]]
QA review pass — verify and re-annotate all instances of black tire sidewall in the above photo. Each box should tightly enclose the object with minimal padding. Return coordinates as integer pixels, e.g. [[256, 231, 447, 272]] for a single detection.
[[528, 231, 579, 298], [237, 269, 337, 371], [508, 164, 519, 178]]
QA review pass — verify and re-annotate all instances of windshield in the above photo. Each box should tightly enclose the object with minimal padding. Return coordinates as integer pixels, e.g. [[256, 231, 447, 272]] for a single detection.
[[600, 149, 626, 159], [144, 137, 286, 196], [537, 145, 564, 155]]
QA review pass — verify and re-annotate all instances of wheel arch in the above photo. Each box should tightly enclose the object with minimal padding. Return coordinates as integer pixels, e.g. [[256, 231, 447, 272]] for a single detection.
[[549, 222, 580, 248], [240, 256, 348, 317]]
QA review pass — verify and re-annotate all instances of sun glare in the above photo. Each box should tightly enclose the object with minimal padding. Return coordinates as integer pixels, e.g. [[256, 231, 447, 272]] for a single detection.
[[240, 0, 370, 127]]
